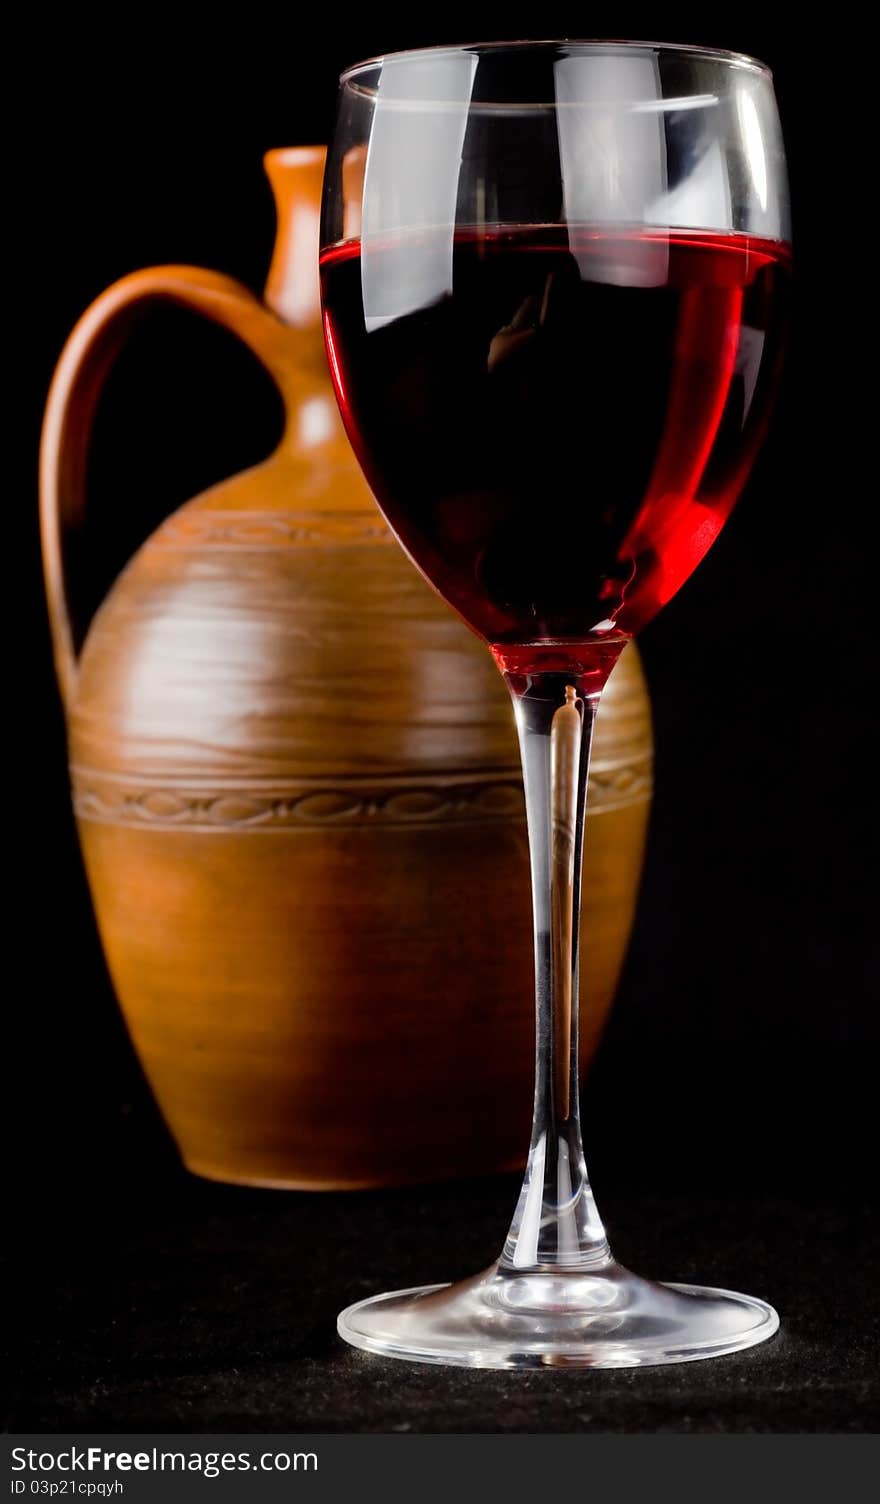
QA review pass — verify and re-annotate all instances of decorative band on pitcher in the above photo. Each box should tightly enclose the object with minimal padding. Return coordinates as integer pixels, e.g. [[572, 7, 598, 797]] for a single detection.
[[153, 509, 395, 550], [71, 755, 652, 831]]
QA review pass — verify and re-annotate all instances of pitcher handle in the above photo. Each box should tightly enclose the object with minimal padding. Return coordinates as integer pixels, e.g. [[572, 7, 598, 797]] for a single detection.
[[39, 264, 290, 710]]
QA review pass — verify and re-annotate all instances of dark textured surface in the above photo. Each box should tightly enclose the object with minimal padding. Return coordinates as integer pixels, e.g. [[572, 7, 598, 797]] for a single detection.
[[7, 1165, 878, 1434]]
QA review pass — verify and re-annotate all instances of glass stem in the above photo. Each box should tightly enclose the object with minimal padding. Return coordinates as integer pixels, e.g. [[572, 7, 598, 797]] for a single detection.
[[498, 655, 623, 1271]]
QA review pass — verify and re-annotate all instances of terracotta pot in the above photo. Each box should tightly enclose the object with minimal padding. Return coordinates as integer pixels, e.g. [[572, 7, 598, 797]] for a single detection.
[[40, 146, 653, 1189]]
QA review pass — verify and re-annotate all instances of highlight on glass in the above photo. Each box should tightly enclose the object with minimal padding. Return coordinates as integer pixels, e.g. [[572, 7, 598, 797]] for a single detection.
[[320, 39, 791, 1368]]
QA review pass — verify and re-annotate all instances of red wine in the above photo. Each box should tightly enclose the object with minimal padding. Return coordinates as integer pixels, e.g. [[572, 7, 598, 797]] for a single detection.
[[321, 226, 790, 650]]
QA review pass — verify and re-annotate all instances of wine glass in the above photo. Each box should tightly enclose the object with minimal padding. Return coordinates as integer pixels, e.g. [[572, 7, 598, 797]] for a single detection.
[[320, 39, 791, 1368]]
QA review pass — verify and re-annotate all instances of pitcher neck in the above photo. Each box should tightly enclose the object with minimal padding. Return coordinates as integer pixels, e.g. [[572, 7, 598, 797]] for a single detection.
[[263, 146, 327, 370]]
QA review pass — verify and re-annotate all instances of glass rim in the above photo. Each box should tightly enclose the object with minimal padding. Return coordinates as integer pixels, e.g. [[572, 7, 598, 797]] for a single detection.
[[339, 38, 773, 92]]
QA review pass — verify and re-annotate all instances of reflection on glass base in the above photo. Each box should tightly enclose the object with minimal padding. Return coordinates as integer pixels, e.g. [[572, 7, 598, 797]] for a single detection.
[[337, 1260, 779, 1369]]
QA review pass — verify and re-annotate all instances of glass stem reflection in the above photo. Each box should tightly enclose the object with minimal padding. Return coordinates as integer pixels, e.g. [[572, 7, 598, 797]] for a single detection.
[[501, 660, 622, 1271]]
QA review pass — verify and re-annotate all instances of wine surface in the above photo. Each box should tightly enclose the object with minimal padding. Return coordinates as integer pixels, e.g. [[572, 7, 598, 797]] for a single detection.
[[321, 226, 790, 647]]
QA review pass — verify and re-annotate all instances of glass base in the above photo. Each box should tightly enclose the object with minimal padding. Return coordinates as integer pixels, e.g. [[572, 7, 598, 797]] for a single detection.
[[337, 1259, 779, 1369]]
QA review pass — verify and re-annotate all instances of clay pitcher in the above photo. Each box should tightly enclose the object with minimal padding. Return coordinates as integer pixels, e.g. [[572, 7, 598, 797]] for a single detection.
[[40, 147, 653, 1189]]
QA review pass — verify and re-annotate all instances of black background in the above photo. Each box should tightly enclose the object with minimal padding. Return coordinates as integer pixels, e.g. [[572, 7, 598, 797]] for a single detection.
[[9, 5, 879, 1432]]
